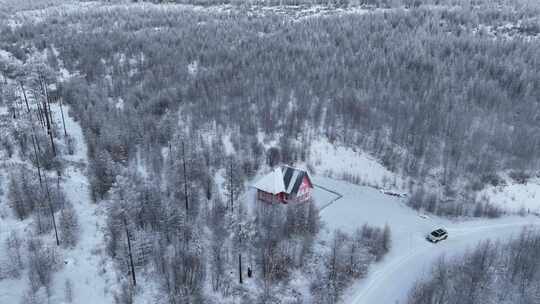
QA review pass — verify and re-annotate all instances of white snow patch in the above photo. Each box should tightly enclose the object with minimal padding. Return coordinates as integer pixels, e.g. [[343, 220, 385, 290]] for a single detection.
[[479, 177, 540, 214], [308, 138, 404, 191]]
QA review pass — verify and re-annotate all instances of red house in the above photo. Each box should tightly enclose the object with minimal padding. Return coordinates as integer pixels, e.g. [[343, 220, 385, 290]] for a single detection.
[[253, 166, 313, 204]]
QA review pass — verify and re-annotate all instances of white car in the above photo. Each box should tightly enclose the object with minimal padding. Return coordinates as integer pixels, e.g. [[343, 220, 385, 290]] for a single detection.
[[426, 228, 448, 243]]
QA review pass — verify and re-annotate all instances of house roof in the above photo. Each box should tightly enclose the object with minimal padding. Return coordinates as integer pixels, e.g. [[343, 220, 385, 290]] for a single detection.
[[253, 166, 312, 195], [253, 167, 286, 195], [282, 166, 311, 195]]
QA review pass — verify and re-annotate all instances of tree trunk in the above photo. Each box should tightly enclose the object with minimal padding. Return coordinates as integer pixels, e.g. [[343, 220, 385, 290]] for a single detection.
[[45, 179, 60, 246], [26, 95, 44, 188], [30, 133, 43, 189], [36, 102, 46, 129], [39, 75, 56, 156], [59, 97, 68, 137], [182, 141, 189, 212], [124, 217, 137, 286], [230, 161, 234, 212], [19, 82, 31, 113], [238, 253, 243, 284]]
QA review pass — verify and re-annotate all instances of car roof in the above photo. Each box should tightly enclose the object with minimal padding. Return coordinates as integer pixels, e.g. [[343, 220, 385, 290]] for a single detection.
[[433, 228, 447, 234]]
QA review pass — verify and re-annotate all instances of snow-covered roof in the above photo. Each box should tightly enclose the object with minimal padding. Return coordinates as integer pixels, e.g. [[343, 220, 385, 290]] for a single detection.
[[253, 166, 313, 195], [253, 167, 286, 194]]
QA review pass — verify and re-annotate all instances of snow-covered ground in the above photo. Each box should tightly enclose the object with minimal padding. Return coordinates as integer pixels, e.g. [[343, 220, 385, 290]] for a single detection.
[[479, 177, 540, 214], [309, 138, 404, 191], [311, 176, 540, 304], [314, 176, 434, 229]]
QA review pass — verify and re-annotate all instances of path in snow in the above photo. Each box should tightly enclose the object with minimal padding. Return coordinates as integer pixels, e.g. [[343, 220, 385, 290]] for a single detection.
[[311, 176, 540, 304], [48, 103, 117, 304]]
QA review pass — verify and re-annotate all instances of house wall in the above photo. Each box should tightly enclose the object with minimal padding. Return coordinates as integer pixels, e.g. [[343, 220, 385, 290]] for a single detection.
[[257, 190, 286, 203], [295, 175, 312, 203], [256, 174, 312, 204]]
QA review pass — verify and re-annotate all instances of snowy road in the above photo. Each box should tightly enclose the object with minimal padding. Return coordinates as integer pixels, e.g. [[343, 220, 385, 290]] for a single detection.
[[347, 218, 540, 304], [312, 176, 540, 304]]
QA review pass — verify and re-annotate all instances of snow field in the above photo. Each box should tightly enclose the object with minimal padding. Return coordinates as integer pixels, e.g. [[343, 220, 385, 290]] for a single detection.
[[478, 177, 540, 214], [309, 138, 405, 192]]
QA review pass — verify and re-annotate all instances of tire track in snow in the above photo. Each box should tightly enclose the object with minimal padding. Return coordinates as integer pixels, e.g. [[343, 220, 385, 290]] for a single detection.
[[350, 245, 429, 303]]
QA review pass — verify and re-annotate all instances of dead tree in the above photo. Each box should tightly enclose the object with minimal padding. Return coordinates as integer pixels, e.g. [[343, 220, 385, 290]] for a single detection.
[[182, 141, 189, 212], [225, 159, 244, 213], [230, 161, 234, 213], [58, 97, 68, 137], [35, 101, 45, 128], [22, 88, 45, 188], [38, 74, 56, 156], [239, 253, 243, 284], [236, 212, 244, 285], [45, 178, 60, 246], [30, 133, 43, 188], [124, 217, 137, 286], [19, 82, 31, 113], [42, 77, 54, 125]]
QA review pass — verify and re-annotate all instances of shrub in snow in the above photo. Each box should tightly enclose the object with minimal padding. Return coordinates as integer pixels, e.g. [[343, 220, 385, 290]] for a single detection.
[[3, 230, 24, 279], [311, 224, 391, 304], [114, 281, 135, 304], [481, 173, 506, 187], [65, 134, 76, 155], [64, 279, 74, 303], [509, 170, 530, 184], [26, 237, 61, 297], [7, 169, 44, 220], [59, 203, 80, 248], [21, 286, 48, 304]]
